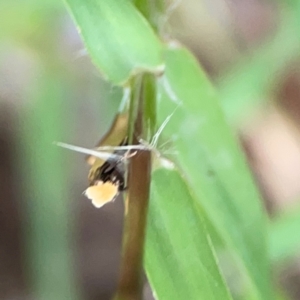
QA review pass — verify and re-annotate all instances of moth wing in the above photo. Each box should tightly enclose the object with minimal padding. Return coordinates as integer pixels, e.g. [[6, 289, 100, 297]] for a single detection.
[[84, 181, 119, 208], [86, 112, 128, 166]]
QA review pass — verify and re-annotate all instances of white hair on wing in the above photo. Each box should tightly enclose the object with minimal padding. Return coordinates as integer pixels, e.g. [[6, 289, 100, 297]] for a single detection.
[[55, 106, 179, 163]]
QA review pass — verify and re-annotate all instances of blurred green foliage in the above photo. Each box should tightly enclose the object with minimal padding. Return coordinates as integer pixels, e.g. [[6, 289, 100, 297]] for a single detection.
[[1, 0, 300, 300]]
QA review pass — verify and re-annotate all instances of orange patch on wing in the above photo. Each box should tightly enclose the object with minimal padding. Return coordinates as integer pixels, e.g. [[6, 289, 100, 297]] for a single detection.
[[84, 181, 119, 208]]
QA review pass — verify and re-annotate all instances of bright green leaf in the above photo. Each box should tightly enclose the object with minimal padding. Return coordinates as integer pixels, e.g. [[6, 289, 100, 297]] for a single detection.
[[145, 167, 232, 300], [64, 0, 163, 85], [270, 205, 300, 263], [154, 45, 271, 299]]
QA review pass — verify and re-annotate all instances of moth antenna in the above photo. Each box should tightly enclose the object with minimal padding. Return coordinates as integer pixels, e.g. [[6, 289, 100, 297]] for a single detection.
[[95, 145, 148, 151], [151, 105, 179, 148], [54, 142, 122, 161], [159, 0, 182, 36], [151, 114, 172, 148]]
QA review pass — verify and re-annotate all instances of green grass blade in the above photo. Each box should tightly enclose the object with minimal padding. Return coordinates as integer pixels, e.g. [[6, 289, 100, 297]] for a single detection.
[[270, 205, 300, 263], [20, 72, 79, 300], [218, 10, 300, 124], [155, 46, 271, 299], [64, 0, 163, 85], [145, 168, 232, 300]]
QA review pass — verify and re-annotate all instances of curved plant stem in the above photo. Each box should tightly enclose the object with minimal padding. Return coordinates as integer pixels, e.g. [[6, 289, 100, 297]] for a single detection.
[[114, 75, 153, 300], [114, 150, 151, 300]]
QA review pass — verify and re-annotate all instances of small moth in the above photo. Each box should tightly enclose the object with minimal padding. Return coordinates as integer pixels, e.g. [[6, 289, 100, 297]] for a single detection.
[[85, 137, 131, 208], [85, 139, 128, 208], [56, 108, 176, 208], [58, 111, 130, 208]]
